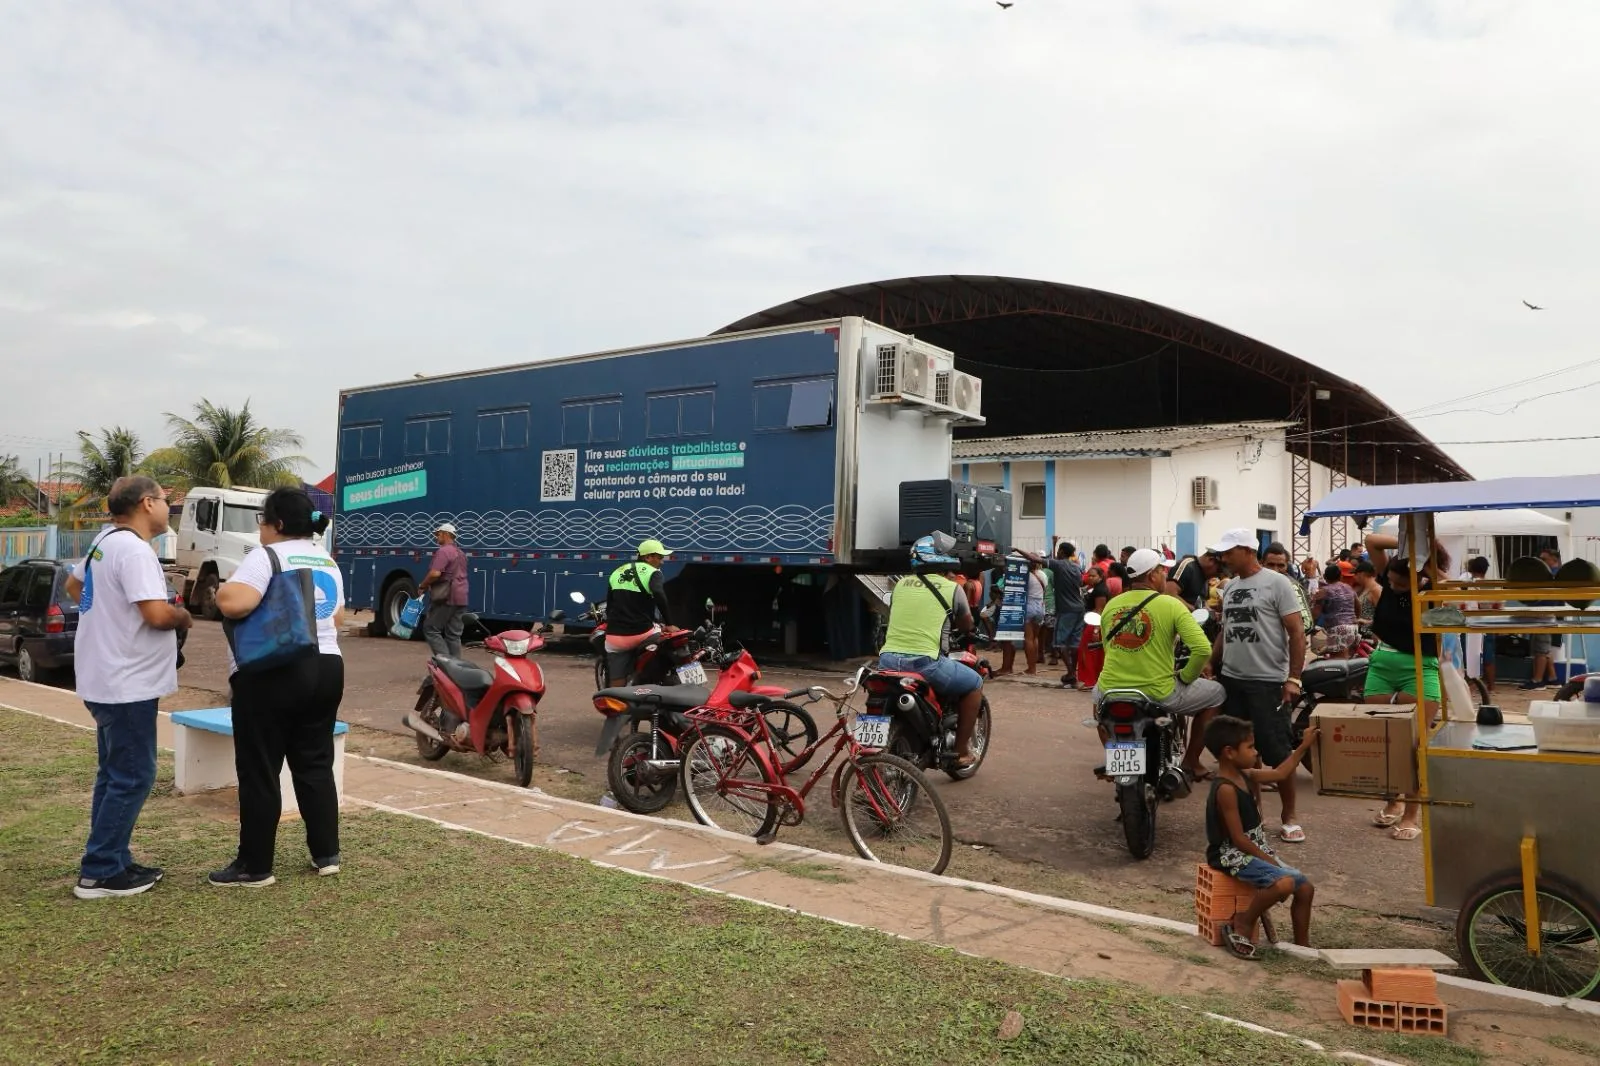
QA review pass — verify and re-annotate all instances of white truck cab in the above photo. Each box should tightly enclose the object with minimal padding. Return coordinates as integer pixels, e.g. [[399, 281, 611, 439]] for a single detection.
[[175, 487, 268, 619]]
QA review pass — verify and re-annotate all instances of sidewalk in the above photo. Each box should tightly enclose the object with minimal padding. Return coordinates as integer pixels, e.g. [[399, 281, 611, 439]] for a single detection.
[[6, 676, 1597, 1065]]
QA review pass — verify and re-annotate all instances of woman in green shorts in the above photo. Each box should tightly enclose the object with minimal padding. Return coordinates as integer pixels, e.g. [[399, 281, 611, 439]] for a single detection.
[[1362, 533, 1445, 841]]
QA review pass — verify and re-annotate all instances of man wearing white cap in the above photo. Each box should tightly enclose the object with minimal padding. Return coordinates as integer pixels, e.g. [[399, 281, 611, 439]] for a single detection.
[[1203, 528, 1308, 843], [1094, 549, 1224, 780], [419, 522, 470, 657]]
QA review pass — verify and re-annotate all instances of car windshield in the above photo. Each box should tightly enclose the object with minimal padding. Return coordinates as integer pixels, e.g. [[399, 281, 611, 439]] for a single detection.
[[222, 505, 260, 535]]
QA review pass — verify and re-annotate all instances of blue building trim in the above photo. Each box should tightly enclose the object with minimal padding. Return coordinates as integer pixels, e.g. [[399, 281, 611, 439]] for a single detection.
[[960, 463, 970, 482], [1043, 460, 1056, 547], [1001, 462, 1012, 493]]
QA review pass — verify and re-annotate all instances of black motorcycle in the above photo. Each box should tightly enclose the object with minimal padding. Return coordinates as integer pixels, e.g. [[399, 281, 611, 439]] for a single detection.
[[1286, 656, 1370, 775], [868, 635, 995, 782], [1094, 688, 1193, 859]]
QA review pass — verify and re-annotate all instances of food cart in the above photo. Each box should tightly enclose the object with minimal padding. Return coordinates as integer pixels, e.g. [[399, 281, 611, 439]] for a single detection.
[[1302, 474, 1600, 1000]]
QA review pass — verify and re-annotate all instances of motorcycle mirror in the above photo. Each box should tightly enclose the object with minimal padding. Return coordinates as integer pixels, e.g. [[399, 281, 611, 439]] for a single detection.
[[569, 590, 586, 604], [549, 609, 566, 623], [1084, 611, 1102, 628], [1191, 607, 1210, 624]]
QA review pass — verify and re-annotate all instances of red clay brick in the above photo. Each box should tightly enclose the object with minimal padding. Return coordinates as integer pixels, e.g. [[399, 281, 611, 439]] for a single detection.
[[1337, 979, 1399, 1031], [1364, 967, 1439, 1004]]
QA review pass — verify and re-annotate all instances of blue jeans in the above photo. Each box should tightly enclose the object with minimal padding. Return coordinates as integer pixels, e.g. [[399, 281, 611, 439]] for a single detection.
[[877, 652, 983, 703], [81, 700, 160, 880]]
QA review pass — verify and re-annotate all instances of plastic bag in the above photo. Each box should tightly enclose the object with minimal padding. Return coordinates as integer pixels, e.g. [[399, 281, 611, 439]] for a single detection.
[[1440, 660, 1475, 721], [391, 594, 426, 640]]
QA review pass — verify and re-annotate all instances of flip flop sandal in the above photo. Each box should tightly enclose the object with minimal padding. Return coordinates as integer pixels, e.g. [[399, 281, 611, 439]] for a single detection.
[[1391, 826, 1422, 841], [1372, 811, 1401, 827], [1279, 824, 1307, 844], [1220, 923, 1261, 961]]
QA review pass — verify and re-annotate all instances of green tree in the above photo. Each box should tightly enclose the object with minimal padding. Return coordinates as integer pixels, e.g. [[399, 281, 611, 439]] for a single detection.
[[147, 400, 308, 491], [0, 454, 39, 507], [55, 426, 150, 510]]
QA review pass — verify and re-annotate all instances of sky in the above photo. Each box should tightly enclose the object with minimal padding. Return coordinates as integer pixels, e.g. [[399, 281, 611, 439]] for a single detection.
[[2, 0, 1597, 485]]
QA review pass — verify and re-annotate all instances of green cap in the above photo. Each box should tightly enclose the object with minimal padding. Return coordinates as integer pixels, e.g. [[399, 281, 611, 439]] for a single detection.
[[638, 539, 672, 558]]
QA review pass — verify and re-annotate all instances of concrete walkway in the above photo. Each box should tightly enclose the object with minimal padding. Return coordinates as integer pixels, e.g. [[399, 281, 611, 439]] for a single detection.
[[6, 676, 1597, 1066]]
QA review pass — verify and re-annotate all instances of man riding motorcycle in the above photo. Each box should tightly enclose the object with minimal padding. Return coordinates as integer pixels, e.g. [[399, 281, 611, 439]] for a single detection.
[[1093, 548, 1224, 780], [604, 538, 677, 686], [877, 533, 984, 767]]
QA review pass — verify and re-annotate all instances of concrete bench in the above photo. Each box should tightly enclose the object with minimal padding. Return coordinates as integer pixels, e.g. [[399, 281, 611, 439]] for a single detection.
[[171, 708, 349, 815]]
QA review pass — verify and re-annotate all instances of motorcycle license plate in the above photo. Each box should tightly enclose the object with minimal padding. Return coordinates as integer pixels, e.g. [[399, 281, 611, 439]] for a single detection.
[[1105, 742, 1145, 777], [676, 662, 708, 686], [851, 714, 892, 749]]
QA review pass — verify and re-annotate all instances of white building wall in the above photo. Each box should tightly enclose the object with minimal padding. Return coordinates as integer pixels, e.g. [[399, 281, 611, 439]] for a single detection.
[[1149, 432, 1290, 554], [1055, 459, 1152, 556]]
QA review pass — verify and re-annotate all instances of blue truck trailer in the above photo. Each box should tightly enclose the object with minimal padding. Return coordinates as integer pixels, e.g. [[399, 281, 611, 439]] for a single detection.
[[333, 318, 989, 655]]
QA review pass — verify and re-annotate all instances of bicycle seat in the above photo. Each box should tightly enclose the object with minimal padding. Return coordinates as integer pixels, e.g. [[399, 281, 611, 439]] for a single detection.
[[594, 684, 710, 710], [432, 656, 494, 698], [726, 690, 771, 709]]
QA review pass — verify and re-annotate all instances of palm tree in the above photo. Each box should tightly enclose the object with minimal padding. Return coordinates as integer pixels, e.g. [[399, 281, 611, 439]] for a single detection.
[[0, 454, 39, 507], [55, 426, 149, 510], [148, 400, 308, 490]]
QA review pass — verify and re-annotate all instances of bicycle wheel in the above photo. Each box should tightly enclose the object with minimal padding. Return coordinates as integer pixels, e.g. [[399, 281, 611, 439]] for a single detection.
[[1457, 872, 1600, 1000], [760, 701, 819, 774], [679, 725, 779, 839], [837, 752, 953, 875]]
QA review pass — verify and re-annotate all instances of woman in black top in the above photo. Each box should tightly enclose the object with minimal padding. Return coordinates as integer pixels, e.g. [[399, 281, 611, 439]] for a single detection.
[[1362, 532, 1447, 840]]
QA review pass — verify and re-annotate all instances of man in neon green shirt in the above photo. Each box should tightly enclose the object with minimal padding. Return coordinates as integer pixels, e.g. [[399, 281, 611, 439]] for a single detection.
[[1095, 548, 1224, 779]]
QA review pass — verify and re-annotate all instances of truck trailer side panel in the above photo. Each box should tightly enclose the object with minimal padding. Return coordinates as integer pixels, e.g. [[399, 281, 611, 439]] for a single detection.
[[335, 326, 843, 625]]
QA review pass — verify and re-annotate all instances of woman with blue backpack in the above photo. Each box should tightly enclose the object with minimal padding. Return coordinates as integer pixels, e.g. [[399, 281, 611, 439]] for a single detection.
[[210, 487, 345, 887]]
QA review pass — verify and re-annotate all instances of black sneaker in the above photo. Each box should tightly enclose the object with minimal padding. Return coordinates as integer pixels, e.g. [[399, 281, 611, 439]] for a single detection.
[[207, 862, 276, 888], [74, 867, 159, 900], [311, 855, 341, 877], [128, 862, 165, 882]]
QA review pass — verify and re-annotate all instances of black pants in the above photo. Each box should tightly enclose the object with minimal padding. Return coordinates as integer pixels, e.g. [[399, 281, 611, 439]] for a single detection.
[[230, 653, 345, 873]]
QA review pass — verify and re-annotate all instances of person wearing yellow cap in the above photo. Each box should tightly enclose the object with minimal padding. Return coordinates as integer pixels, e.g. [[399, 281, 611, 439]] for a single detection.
[[604, 539, 676, 685]]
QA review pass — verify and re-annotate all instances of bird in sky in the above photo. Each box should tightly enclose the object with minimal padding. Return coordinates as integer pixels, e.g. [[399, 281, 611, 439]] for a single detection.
[[1523, 300, 1546, 311], [997, 1, 1014, 8]]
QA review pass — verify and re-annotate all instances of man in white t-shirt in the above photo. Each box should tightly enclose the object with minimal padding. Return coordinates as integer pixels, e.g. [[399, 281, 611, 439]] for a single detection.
[[63, 476, 192, 899]]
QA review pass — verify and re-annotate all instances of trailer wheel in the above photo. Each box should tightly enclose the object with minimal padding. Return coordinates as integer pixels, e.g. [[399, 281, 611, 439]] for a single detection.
[[380, 576, 422, 640]]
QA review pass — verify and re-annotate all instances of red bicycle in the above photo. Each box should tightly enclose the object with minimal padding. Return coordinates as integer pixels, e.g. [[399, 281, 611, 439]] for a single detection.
[[676, 669, 955, 874]]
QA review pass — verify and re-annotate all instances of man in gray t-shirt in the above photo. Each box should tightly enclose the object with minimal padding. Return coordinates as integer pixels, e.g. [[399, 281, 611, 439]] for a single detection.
[[1204, 528, 1308, 842]]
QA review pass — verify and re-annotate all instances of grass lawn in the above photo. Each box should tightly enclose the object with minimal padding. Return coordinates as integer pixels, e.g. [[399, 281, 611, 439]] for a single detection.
[[0, 708, 1332, 1066]]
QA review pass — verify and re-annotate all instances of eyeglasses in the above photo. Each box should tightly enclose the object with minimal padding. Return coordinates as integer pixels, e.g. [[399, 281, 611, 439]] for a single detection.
[[255, 512, 267, 525]]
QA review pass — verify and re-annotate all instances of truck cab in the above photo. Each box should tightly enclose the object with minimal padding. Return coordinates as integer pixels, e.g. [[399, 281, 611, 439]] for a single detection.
[[175, 486, 268, 618]]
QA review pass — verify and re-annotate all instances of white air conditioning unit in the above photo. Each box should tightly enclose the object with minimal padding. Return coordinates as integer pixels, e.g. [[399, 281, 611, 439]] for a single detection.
[[933, 370, 952, 407], [948, 371, 983, 417], [872, 343, 935, 400], [1192, 476, 1220, 511]]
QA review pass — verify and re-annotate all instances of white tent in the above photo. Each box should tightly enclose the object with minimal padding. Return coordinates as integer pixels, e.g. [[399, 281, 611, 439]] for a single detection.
[[1372, 508, 1569, 539]]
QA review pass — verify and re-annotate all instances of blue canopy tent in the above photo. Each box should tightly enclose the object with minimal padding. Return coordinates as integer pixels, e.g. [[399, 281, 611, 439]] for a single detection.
[[1301, 474, 1600, 535]]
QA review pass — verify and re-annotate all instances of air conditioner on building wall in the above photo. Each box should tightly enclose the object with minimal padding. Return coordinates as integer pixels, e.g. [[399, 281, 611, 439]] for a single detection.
[[1192, 476, 1220, 510], [948, 371, 983, 418], [872, 343, 936, 401]]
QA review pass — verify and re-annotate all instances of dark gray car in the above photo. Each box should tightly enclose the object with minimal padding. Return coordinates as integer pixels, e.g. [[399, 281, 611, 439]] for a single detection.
[[0, 558, 78, 683]]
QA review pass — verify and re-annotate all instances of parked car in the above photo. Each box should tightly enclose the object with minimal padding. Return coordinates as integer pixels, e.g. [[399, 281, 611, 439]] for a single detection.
[[0, 558, 79, 683]]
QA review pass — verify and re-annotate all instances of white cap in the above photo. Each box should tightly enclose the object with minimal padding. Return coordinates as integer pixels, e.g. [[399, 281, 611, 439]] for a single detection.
[[436, 522, 458, 535], [1207, 528, 1257, 554], [1125, 548, 1165, 578]]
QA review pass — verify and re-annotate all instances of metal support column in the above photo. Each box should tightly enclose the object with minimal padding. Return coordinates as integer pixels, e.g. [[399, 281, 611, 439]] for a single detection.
[[1329, 411, 1349, 554], [1290, 383, 1313, 563]]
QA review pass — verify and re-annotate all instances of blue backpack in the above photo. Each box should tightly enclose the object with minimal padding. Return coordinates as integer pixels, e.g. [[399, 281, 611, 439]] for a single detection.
[[223, 547, 319, 672]]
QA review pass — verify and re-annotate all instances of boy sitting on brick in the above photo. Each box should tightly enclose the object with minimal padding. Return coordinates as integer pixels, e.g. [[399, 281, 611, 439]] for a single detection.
[[1204, 715, 1319, 958]]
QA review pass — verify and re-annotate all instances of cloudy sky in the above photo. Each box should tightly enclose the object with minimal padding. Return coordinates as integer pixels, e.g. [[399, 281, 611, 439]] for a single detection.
[[3, 0, 1596, 484]]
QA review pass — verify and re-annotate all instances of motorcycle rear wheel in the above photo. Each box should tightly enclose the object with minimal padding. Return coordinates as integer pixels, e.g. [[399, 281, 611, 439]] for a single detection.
[[945, 698, 991, 782], [414, 692, 450, 761], [512, 714, 536, 788], [607, 731, 678, 813], [1119, 782, 1158, 860], [760, 701, 819, 773]]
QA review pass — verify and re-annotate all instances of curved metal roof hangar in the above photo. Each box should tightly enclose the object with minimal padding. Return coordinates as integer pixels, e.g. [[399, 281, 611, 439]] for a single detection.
[[718, 275, 1468, 485]]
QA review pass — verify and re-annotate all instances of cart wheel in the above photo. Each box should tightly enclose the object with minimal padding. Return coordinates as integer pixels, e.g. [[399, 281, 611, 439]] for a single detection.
[[1456, 871, 1600, 1000]]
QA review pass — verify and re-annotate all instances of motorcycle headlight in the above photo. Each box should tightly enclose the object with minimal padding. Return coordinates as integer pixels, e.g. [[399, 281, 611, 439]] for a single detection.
[[501, 638, 531, 657]]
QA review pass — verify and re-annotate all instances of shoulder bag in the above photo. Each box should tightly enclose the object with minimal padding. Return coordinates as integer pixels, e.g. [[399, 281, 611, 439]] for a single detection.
[[222, 547, 319, 673]]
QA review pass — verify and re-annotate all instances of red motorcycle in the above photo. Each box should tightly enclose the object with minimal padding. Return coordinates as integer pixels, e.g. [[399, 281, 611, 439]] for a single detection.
[[402, 613, 557, 788], [593, 641, 818, 813], [573, 591, 707, 691]]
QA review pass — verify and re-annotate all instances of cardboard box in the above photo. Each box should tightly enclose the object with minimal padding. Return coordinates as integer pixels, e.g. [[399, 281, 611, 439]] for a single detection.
[[1311, 703, 1418, 796]]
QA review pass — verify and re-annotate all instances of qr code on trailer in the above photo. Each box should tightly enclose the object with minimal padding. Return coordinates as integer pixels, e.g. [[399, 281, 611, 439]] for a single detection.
[[540, 448, 578, 502]]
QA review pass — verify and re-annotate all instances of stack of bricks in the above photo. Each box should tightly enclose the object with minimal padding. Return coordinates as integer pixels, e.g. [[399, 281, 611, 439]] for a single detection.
[[1336, 968, 1447, 1036], [1194, 863, 1256, 947]]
